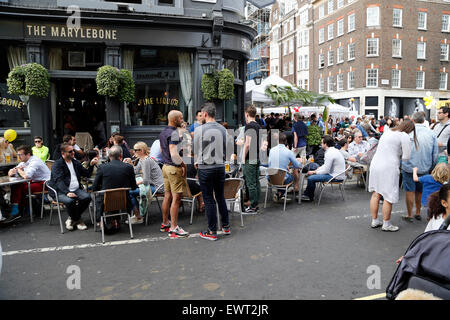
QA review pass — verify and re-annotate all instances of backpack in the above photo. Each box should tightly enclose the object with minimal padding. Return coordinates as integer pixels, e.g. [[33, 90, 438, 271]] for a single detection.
[[358, 140, 378, 165]]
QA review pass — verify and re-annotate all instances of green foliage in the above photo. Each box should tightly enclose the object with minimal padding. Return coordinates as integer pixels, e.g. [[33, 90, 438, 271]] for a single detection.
[[118, 69, 135, 103], [25, 63, 50, 98], [96, 66, 135, 103], [306, 123, 323, 146], [322, 106, 328, 134], [218, 68, 235, 100], [7, 65, 26, 96], [264, 84, 335, 106], [201, 71, 218, 101], [7, 63, 50, 98]]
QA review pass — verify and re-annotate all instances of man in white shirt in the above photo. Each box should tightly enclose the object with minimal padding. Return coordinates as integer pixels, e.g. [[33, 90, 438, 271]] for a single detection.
[[302, 135, 346, 201], [3, 145, 51, 223], [348, 130, 370, 158]]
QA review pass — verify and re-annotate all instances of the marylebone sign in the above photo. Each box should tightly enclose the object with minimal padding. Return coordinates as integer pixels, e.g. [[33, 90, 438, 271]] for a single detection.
[[25, 24, 118, 41]]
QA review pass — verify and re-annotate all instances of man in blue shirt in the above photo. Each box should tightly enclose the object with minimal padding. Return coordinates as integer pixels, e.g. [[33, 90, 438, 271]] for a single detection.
[[401, 112, 438, 221], [268, 133, 303, 201], [189, 110, 203, 138], [292, 113, 308, 158]]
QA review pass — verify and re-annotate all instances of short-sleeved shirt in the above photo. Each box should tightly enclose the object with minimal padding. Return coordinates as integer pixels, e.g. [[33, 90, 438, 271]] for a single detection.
[[244, 121, 261, 163], [418, 175, 443, 206], [159, 126, 181, 166], [189, 122, 200, 133], [292, 120, 308, 148]]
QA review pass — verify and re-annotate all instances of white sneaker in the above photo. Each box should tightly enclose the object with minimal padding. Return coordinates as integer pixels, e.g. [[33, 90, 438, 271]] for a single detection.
[[76, 221, 88, 230], [382, 224, 399, 232], [169, 226, 189, 238], [130, 215, 143, 225], [370, 220, 383, 228], [65, 218, 74, 231]]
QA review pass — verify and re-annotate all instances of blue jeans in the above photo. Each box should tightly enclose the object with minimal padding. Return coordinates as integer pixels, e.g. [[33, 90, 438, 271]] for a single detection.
[[198, 167, 229, 232], [303, 174, 333, 200], [130, 185, 156, 211], [57, 188, 91, 221]]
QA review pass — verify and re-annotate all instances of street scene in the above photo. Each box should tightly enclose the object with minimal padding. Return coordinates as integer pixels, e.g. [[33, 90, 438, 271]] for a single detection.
[[0, 0, 450, 303]]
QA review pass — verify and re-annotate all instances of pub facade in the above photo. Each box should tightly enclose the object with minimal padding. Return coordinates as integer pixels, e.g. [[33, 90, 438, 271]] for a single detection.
[[0, 0, 256, 150]]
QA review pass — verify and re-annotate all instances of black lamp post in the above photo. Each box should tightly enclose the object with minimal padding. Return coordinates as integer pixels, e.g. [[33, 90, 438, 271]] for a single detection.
[[254, 75, 262, 85]]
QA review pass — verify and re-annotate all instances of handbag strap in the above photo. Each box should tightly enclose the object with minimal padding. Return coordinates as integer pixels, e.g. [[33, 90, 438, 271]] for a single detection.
[[437, 124, 450, 139], [439, 214, 450, 230]]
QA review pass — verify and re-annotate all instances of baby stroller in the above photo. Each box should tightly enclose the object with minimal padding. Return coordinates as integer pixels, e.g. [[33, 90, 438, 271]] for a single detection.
[[386, 216, 450, 300]]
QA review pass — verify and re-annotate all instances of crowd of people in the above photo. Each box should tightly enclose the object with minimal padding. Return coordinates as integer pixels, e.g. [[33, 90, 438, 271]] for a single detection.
[[1, 104, 450, 242]]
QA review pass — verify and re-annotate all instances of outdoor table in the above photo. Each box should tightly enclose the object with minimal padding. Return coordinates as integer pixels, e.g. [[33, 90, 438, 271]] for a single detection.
[[0, 176, 33, 222]]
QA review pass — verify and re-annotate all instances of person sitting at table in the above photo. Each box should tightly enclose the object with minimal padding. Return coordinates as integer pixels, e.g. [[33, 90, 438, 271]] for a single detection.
[[337, 139, 357, 163], [82, 150, 100, 189], [32, 136, 50, 162], [113, 135, 132, 160], [0, 138, 9, 162], [348, 130, 370, 159], [124, 142, 165, 224], [92, 146, 137, 228], [3, 145, 51, 224], [4, 138, 17, 159], [302, 135, 346, 202], [49, 143, 98, 231], [268, 133, 303, 201]]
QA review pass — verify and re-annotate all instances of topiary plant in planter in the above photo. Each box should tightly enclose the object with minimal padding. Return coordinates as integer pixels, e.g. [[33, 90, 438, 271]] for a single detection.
[[96, 66, 135, 103], [218, 68, 235, 100], [7, 63, 50, 98], [7, 65, 26, 96], [24, 63, 50, 98], [201, 71, 219, 101]]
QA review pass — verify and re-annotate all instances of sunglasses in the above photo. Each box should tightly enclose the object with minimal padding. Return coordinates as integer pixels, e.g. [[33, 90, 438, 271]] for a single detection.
[[34, 140, 42, 143], [66, 150, 75, 153], [134, 149, 142, 152]]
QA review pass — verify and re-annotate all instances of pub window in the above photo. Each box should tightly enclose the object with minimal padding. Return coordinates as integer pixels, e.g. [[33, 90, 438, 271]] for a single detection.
[[365, 96, 378, 106], [0, 46, 30, 128], [104, 0, 142, 3]]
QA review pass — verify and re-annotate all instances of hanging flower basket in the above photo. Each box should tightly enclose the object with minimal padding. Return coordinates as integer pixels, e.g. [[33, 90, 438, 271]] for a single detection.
[[218, 68, 235, 100], [96, 66, 135, 103], [7, 63, 50, 98], [201, 71, 219, 102]]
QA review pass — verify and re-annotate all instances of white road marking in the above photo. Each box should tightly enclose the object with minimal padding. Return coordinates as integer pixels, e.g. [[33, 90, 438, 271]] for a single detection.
[[1, 232, 222, 257], [345, 210, 405, 220]]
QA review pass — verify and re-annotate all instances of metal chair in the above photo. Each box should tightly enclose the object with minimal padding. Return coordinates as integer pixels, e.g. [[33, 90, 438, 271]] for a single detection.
[[264, 168, 295, 212], [93, 188, 132, 243], [144, 184, 165, 226], [44, 181, 65, 234], [223, 178, 245, 227], [183, 178, 202, 225], [316, 165, 353, 206]]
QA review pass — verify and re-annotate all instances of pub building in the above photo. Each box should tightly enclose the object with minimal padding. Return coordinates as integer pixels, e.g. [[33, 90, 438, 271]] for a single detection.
[[0, 0, 257, 151]]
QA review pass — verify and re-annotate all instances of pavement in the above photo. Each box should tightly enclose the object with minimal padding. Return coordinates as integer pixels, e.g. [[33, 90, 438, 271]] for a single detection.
[[0, 179, 428, 300]]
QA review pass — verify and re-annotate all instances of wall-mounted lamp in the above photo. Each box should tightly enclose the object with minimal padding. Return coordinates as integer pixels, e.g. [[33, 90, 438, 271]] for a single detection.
[[201, 63, 215, 75]]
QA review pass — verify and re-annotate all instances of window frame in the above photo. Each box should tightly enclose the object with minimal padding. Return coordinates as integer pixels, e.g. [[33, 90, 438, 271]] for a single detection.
[[392, 38, 402, 58], [440, 72, 448, 90], [417, 42, 426, 60], [416, 71, 425, 89], [392, 69, 401, 88], [348, 42, 355, 61], [366, 38, 379, 57], [348, 71, 355, 89], [366, 6, 380, 27], [366, 68, 378, 88], [393, 8, 403, 28], [418, 11, 427, 30]]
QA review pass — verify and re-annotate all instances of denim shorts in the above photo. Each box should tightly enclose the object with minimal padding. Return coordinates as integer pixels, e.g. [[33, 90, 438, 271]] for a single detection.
[[401, 170, 423, 193]]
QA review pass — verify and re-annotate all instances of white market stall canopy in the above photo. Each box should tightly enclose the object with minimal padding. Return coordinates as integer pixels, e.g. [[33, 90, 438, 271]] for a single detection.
[[256, 103, 351, 118], [245, 75, 294, 104]]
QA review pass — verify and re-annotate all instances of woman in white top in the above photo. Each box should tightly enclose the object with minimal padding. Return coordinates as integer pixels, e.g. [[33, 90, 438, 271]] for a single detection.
[[424, 184, 450, 232], [369, 120, 417, 232]]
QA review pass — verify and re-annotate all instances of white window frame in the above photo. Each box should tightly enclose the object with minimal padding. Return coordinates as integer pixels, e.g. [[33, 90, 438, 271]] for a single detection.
[[441, 44, 449, 61], [348, 13, 355, 32], [440, 73, 448, 90], [366, 38, 379, 57], [289, 38, 294, 54], [393, 8, 402, 28], [337, 46, 344, 63], [392, 39, 402, 58], [304, 54, 309, 70], [417, 42, 426, 60], [319, 4, 325, 19], [283, 41, 288, 56], [366, 6, 380, 27], [348, 42, 355, 61], [298, 31, 303, 47], [348, 71, 355, 89], [418, 12, 427, 30], [416, 71, 425, 89], [319, 78, 325, 93], [443, 15, 450, 32], [298, 55, 303, 70], [337, 19, 344, 37], [328, 0, 334, 14], [319, 53, 325, 69], [328, 75, 334, 92], [328, 50, 334, 66], [337, 73, 344, 91], [289, 61, 294, 75], [303, 30, 309, 46], [337, 0, 344, 9], [366, 68, 378, 88], [328, 23, 334, 41], [319, 28, 325, 44], [392, 69, 401, 88], [283, 63, 288, 77]]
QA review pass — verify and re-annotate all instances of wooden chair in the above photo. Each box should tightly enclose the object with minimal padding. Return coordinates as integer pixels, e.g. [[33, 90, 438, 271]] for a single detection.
[[93, 188, 132, 243], [264, 168, 295, 212], [352, 165, 367, 189]]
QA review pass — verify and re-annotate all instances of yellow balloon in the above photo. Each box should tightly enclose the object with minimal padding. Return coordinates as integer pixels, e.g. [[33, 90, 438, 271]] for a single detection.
[[4, 129, 17, 142]]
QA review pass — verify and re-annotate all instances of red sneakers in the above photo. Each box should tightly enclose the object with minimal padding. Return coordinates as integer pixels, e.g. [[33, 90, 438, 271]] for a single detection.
[[160, 223, 170, 232], [199, 230, 218, 241]]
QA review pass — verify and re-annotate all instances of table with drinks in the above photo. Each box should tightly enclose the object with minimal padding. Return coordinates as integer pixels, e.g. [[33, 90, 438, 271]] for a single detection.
[[0, 175, 34, 222]]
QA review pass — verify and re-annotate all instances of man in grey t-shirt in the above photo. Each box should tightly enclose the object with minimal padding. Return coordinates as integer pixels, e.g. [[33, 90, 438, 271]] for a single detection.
[[193, 102, 230, 241], [433, 107, 450, 157]]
